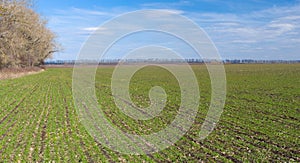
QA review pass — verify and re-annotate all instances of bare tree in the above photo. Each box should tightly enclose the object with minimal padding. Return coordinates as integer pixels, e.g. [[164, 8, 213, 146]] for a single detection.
[[0, 0, 58, 68]]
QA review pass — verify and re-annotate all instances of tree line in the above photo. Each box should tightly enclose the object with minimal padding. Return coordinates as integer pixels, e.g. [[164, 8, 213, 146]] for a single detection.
[[0, 0, 58, 68], [45, 59, 300, 65]]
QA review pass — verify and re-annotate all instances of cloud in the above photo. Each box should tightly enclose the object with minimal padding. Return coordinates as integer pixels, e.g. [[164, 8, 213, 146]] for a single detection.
[[70, 7, 114, 16], [82, 27, 107, 32], [82, 27, 99, 31], [268, 23, 295, 34], [181, 3, 300, 59], [46, 1, 300, 60], [45, 6, 127, 60]]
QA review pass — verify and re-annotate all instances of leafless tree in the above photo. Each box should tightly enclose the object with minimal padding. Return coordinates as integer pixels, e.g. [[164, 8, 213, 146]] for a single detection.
[[0, 0, 59, 68]]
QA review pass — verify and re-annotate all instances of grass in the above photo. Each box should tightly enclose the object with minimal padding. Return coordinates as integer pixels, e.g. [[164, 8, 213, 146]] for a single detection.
[[0, 64, 299, 162], [0, 67, 43, 80]]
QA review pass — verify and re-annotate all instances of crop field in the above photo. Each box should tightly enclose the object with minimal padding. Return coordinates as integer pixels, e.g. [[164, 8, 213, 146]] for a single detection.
[[0, 64, 299, 162]]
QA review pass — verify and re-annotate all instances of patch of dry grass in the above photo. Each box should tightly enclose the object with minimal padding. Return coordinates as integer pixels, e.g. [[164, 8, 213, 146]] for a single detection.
[[0, 67, 44, 80]]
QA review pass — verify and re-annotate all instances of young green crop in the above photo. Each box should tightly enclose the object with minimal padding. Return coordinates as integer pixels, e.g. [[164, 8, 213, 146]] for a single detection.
[[0, 64, 299, 162]]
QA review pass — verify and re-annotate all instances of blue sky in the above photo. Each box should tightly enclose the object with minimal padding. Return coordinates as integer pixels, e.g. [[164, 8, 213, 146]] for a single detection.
[[35, 0, 300, 60]]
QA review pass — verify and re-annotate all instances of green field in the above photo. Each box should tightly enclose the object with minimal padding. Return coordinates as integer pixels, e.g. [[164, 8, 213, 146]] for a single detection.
[[0, 64, 299, 162]]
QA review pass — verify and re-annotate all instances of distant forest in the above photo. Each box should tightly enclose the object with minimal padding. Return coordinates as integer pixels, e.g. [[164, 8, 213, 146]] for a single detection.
[[0, 0, 58, 69], [45, 59, 300, 65]]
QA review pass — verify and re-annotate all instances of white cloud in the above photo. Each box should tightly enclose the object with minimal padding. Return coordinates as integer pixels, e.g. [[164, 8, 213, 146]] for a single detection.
[[82, 27, 107, 32], [180, 3, 300, 59], [82, 27, 99, 31], [268, 23, 295, 34], [46, 2, 300, 60], [68, 7, 115, 17]]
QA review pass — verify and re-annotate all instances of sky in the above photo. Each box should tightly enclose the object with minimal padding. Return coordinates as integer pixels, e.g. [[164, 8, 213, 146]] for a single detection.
[[35, 0, 300, 60]]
